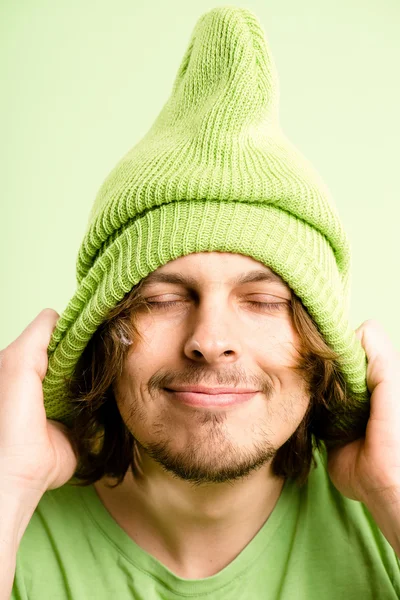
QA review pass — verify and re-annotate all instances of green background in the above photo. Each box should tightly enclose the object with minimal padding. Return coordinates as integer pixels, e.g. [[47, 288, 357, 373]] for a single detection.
[[1, 0, 399, 349]]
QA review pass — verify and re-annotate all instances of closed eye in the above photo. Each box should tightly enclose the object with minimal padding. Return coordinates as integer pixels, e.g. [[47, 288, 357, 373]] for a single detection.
[[146, 300, 288, 312]]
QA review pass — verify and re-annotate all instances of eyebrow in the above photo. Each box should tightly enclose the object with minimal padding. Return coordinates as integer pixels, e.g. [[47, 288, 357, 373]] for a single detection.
[[141, 269, 289, 289]]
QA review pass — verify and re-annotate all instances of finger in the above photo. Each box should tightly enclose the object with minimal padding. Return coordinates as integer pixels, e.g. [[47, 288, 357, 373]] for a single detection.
[[0, 309, 60, 444], [0, 309, 60, 380], [356, 319, 400, 424], [356, 319, 400, 386]]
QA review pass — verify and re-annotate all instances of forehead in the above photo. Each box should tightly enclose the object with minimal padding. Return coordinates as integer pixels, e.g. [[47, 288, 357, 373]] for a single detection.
[[141, 264, 289, 290]]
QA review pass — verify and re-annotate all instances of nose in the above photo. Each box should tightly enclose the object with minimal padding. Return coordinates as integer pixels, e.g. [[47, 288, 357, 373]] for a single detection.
[[183, 298, 242, 364]]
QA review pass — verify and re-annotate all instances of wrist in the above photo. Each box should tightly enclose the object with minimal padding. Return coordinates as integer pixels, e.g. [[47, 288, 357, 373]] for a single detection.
[[363, 487, 400, 558], [0, 486, 43, 548]]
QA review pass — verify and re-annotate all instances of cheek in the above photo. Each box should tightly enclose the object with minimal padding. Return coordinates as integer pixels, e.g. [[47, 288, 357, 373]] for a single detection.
[[132, 317, 171, 353], [112, 363, 150, 433], [127, 318, 170, 368], [251, 322, 302, 370]]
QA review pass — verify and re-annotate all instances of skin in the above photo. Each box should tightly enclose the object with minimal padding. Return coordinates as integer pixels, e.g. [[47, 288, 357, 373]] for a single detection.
[[94, 252, 311, 579]]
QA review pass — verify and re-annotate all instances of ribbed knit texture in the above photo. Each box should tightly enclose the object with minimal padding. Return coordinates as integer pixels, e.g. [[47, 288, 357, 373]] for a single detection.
[[42, 5, 369, 425]]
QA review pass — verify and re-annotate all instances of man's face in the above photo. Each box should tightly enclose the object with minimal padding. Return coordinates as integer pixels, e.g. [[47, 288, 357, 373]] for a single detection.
[[113, 252, 310, 484]]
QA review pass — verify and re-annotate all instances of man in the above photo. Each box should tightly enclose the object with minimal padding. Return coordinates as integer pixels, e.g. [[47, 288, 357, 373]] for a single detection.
[[2, 6, 400, 599]]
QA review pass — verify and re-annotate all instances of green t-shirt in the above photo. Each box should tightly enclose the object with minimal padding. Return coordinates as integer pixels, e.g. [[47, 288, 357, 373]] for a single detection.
[[12, 445, 400, 599]]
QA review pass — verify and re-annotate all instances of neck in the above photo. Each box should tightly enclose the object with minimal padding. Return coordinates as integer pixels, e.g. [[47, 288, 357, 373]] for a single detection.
[[93, 447, 286, 579]]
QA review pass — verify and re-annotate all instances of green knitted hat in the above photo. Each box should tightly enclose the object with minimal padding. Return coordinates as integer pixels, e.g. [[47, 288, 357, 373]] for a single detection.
[[43, 5, 369, 426]]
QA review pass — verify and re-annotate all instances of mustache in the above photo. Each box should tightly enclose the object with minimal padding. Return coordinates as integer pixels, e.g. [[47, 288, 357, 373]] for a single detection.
[[147, 364, 274, 396]]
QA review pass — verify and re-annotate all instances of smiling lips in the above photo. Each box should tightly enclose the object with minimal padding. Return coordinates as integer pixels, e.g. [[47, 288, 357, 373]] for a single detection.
[[165, 386, 259, 408]]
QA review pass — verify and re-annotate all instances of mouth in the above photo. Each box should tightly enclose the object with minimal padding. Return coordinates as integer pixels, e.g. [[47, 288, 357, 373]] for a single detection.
[[164, 388, 259, 409]]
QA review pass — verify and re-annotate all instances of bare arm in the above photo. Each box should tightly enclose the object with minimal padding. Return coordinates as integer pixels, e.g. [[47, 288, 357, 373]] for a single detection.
[[0, 488, 43, 600], [364, 488, 400, 559]]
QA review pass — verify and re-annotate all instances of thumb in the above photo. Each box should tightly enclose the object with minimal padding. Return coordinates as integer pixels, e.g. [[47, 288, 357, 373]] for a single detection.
[[46, 420, 79, 490]]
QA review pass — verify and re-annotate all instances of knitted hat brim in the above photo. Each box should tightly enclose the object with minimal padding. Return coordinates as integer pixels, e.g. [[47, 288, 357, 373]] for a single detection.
[[43, 200, 369, 426]]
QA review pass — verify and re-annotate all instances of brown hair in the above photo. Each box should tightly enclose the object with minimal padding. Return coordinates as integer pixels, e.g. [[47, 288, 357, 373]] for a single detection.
[[64, 279, 370, 489]]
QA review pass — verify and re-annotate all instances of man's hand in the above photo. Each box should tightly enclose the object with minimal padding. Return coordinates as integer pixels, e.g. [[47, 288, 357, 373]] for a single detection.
[[0, 309, 78, 499], [326, 319, 400, 504]]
